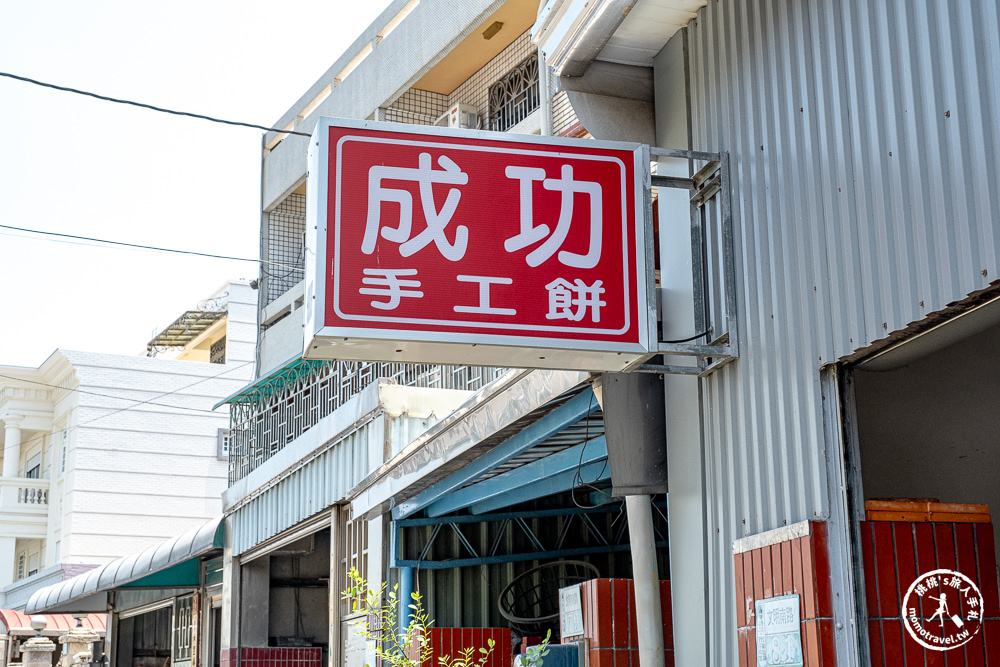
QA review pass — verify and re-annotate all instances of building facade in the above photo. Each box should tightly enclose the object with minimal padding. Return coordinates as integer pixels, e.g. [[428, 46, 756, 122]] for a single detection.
[[29, 1, 1000, 666], [231, 0, 1000, 663], [535, 0, 1000, 665], [0, 281, 256, 609]]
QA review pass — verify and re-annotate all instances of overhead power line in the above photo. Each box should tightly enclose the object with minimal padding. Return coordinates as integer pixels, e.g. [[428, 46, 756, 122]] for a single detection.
[[0, 360, 252, 415], [5, 360, 254, 451], [0, 224, 304, 272], [0, 70, 310, 136]]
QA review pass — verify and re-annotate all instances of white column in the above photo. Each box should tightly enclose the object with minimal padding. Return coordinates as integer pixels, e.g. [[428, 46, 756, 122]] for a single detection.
[[2, 416, 24, 478], [0, 536, 17, 588], [626, 495, 665, 667]]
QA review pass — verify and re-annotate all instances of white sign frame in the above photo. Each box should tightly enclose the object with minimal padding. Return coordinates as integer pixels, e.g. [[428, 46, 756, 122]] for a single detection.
[[302, 117, 656, 372]]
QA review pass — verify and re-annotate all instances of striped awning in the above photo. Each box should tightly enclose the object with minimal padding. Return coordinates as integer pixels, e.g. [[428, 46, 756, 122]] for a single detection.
[[0, 609, 106, 635]]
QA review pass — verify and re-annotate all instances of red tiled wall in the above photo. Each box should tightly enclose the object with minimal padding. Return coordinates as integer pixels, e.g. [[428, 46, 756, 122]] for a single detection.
[[220, 647, 322, 667], [421, 628, 512, 667], [733, 521, 835, 667], [561, 578, 674, 667], [859, 520, 1000, 666]]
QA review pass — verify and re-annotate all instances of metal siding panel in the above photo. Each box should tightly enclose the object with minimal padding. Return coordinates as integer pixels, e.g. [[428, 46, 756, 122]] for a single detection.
[[686, 0, 1000, 663], [231, 419, 382, 554]]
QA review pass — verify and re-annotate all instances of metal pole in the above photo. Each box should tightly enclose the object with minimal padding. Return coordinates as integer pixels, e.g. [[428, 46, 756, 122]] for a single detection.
[[625, 495, 665, 667], [329, 507, 342, 667], [399, 567, 415, 630], [539, 54, 554, 137]]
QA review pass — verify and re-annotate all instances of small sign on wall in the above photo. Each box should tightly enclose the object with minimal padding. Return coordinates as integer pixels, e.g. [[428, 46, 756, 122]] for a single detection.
[[755, 595, 803, 667], [559, 583, 585, 638]]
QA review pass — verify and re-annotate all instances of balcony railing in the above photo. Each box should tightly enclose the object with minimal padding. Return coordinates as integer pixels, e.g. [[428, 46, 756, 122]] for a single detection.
[[0, 477, 50, 536], [489, 53, 540, 132], [228, 360, 507, 484], [0, 478, 50, 505], [18, 486, 48, 504]]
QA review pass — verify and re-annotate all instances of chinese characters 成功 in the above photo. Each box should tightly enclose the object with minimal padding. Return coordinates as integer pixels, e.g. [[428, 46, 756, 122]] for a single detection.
[[363, 152, 470, 261]]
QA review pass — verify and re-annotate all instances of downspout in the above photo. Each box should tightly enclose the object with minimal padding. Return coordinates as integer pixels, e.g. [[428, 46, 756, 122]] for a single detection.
[[539, 52, 554, 136]]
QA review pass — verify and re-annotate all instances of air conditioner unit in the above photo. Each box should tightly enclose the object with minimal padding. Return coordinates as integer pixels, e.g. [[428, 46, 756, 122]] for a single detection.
[[435, 103, 479, 129]]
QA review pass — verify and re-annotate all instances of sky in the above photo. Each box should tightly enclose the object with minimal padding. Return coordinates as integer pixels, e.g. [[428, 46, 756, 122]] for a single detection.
[[0, 0, 393, 368]]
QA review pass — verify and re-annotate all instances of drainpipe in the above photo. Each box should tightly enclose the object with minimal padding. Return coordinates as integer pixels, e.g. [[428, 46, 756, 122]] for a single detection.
[[539, 52, 554, 136], [626, 495, 665, 667]]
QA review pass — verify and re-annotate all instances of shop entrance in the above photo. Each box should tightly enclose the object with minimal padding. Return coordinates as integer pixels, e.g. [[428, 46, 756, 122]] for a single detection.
[[844, 297, 1000, 662], [237, 527, 331, 667]]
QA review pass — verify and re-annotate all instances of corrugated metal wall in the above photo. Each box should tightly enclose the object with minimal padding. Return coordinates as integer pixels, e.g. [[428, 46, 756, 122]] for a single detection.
[[230, 419, 383, 555], [685, 0, 1000, 663]]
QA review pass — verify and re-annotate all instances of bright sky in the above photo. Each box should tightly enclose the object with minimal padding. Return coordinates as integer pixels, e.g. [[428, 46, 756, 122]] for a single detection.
[[0, 0, 393, 368]]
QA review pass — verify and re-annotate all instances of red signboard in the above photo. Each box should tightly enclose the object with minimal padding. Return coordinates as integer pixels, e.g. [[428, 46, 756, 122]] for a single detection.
[[305, 118, 654, 371]]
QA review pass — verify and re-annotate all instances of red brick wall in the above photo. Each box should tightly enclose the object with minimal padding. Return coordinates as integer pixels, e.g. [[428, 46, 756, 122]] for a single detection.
[[733, 521, 834, 667], [561, 578, 673, 667], [219, 647, 322, 667], [859, 520, 1000, 665], [421, 628, 512, 667]]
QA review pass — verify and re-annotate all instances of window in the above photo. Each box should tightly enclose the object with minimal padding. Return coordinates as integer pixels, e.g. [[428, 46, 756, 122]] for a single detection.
[[210, 336, 226, 364], [489, 53, 540, 132], [61, 429, 68, 473], [25, 453, 40, 479], [340, 513, 369, 616], [16, 552, 25, 580], [27, 553, 38, 577], [217, 429, 230, 461], [173, 595, 194, 666]]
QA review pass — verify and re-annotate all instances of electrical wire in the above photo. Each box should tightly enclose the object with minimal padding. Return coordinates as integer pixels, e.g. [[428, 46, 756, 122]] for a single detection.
[[7, 360, 253, 452], [0, 372, 226, 414], [661, 329, 711, 344], [0, 71, 310, 137], [570, 390, 617, 510], [0, 224, 304, 272]]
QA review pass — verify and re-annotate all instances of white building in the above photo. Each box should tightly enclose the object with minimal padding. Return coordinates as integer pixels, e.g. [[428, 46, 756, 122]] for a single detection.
[[0, 280, 255, 609]]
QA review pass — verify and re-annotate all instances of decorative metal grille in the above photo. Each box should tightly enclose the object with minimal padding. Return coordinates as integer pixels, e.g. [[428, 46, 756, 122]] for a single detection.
[[228, 361, 507, 484], [489, 53, 539, 132], [173, 595, 194, 664], [210, 336, 227, 364], [340, 512, 369, 616]]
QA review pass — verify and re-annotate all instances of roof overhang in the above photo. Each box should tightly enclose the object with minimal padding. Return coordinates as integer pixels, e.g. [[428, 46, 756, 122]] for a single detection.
[[214, 355, 319, 408], [25, 517, 223, 614], [147, 310, 227, 351], [532, 0, 706, 77], [348, 368, 597, 519], [412, 0, 540, 94], [0, 610, 106, 636]]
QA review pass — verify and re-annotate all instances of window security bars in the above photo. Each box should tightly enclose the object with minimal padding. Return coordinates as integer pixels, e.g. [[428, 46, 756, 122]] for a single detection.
[[340, 513, 369, 617], [489, 53, 539, 132], [228, 361, 507, 484], [173, 596, 194, 665], [261, 193, 306, 309], [210, 336, 227, 364]]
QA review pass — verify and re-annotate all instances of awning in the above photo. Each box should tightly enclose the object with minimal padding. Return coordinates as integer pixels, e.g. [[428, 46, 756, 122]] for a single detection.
[[348, 368, 602, 519], [0, 609, 106, 636], [147, 310, 227, 351], [213, 355, 323, 409], [25, 517, 223, 614]]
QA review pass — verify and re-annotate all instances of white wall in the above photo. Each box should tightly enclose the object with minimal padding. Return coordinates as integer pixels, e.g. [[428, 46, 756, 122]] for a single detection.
[[54, 283, 255, 564]]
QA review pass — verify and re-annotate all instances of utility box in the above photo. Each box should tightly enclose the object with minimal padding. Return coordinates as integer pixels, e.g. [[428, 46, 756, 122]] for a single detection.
[[600, 372, 668, 496], [435, 103, 479, 129]]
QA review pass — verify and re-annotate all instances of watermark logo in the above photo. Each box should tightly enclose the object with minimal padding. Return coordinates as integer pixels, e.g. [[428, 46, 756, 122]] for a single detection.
[[902, 569, 984, 651]]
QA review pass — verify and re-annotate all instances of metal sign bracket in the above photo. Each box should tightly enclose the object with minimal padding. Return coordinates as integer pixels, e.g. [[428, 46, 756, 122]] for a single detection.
[[637, 147, 739, 377]]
